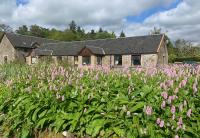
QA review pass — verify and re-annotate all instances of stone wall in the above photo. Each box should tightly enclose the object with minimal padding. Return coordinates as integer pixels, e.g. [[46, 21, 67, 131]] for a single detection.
[[91, 55, 96, 65], [102, 55, 111, 66], [122, 55, 131, 67], [157, 40, 168, 65], [0, 35, 16, 64], [78, 56, 82, 67], [141, 54, 158, 67], [62, 56, 75, 66]]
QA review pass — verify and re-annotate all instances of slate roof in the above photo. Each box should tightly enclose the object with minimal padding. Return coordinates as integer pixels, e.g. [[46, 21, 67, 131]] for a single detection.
[[37, 42, 83, 56], [36, 34, 164, 56], [84, 45, 105, 55], [5, 33, 59, 48]]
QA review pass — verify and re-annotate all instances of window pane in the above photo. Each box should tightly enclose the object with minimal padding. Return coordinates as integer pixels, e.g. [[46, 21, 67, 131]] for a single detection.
[[97, 56, 102, 65], [114, 55, 122, 65], [132, 55, 141, 65], [82, 56, 91, 65], [4, 56, 8, 63]]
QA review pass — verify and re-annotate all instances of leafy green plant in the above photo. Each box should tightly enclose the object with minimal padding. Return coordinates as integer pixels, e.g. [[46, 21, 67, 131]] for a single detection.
[[0, 63, 199, 137]]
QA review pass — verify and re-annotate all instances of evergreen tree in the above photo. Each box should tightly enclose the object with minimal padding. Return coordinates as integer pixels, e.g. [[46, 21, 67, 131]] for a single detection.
[[69, 20, 77, 33], [98, 27, 103, 33], [77, 26, 82, 33], [120, 31, 126, 37]]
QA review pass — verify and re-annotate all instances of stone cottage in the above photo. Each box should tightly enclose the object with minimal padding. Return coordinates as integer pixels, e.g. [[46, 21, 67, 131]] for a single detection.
[[0, 33, 58, 64], [36, 34, 168, 67], [0, 32, 168, 67]]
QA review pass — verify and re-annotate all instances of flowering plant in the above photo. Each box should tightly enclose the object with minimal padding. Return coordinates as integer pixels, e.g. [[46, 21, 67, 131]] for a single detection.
[[0, 63, 199, 137]]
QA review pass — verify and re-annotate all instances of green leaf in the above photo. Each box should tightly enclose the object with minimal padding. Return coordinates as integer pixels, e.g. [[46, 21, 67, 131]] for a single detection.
[[113, 127, 125, 137], [130, 102, 145, 112], [32, 108, 41, 122], [86, 119, 105, 137], [21, 127, 30, 138], [38, 110, 48, 118]]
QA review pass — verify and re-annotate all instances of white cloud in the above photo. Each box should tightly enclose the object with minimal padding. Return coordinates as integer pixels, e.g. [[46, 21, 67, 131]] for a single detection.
[[0, 0, 16, 23], [11, 0, 174, 27], [0, 0, 200, 43], [142, 0, 200, 43]]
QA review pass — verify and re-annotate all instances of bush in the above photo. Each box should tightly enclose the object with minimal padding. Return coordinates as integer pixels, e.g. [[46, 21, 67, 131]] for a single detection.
[[172, 57, 200, 62]]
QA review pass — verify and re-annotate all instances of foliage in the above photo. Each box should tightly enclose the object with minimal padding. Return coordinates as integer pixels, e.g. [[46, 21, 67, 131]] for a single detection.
[[150, 27, 162, 35], [120, 31, 126, 38], [0, 63, 199, 138], [172, 57, 200, 62], [15, 21, 116, 41], [149, 27, 200, 63], [16, 25, 29, 35], [0, 24, 13, 33]]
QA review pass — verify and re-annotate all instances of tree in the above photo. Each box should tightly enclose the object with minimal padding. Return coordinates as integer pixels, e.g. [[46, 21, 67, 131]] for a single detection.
[[77, 26, 82, 33], [0, 24, 12, 32], [69, 20, 77, 33], [30, 25, 49, 38], [174, 39, 194, 57], [120, 31, 126, 38], [98, 27, 103, 33], [16, 25, 29, 35], [150, 27, 162, 35]]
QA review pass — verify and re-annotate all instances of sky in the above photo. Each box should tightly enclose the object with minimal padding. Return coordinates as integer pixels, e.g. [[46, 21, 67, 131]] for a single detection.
[[0, 0, 200, 44]]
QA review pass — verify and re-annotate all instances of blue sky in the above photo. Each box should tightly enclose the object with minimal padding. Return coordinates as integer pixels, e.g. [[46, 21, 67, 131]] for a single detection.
[[16, 0, 29, 6], [126, 0, 182, 23]]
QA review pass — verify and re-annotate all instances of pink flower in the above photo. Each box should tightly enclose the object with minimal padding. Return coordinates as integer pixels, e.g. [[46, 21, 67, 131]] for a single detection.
[[145, 106, 152, 115], [182, 79, 187, 87], [161, 92, 168, 99], [172, 95, 178, 100], [162, 83, 168, 90], [159, 120, 164, 128], [167, 80, 174, 87], [171, 105, 176, 114], [168, 96, 173, 100], [160, 83, 164, 88], [175, 135, 179, 138], [179, 79, 187, 88], [161, 101, 166, 109], [156, 118, 161, 124], [187, 109, 192, 117], [177, 117, 183, 126]]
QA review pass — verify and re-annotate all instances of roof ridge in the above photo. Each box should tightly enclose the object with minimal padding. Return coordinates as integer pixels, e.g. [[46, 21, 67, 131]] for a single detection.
[[5, 32, 62, 42], [41, 34, 164, 46]]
